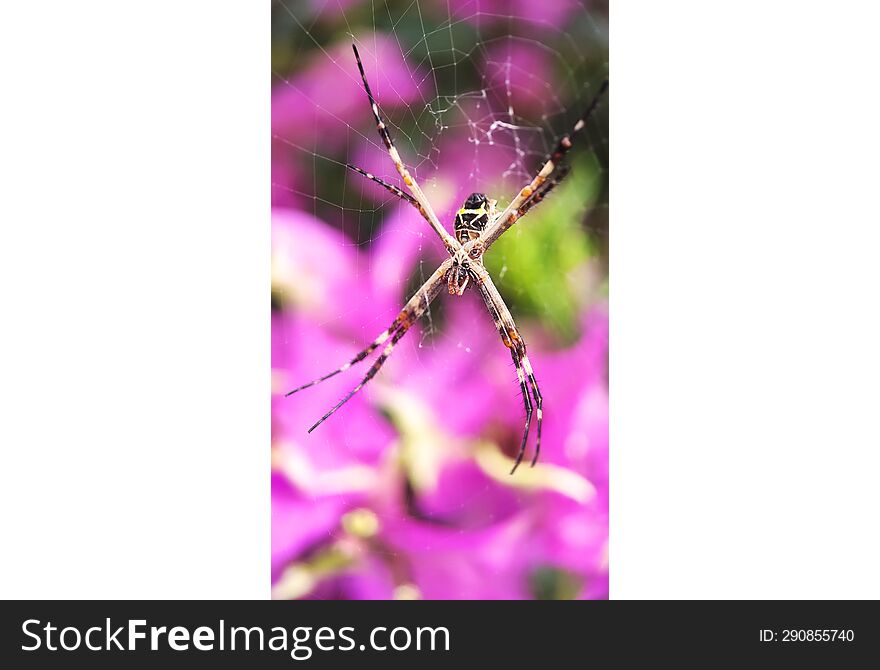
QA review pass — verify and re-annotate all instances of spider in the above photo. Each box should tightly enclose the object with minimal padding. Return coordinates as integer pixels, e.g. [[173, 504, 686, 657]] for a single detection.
[[286, 43, 608, 474]]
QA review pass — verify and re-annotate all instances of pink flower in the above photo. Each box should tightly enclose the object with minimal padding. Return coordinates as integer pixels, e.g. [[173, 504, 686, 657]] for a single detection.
[[272, 208, 607, 600], [272, 34, 427, 207]]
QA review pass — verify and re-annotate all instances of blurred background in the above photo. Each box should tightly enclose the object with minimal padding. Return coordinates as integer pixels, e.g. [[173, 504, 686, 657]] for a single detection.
[[271, 0, 608, 599]]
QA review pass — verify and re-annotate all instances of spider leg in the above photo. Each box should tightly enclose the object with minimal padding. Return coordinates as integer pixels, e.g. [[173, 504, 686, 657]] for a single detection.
[[284, 319, 399, 396], [469, 79, 607, 254], [351, 43, 460, 254], [514, 163, 572, 221], [307, 321, 410, 433], [520, 356, 543, 468], [509, 350, 534, 474], [346, 163, 460, 251], [347, 162, 444, 239], [345, 164, 420, 210], [294, 258, 451, 432], [472, 266, 543, 473]]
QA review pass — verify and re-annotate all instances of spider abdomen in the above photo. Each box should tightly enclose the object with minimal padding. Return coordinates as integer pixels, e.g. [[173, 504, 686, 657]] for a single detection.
[[453, 192, 494, 245], [454, 209, 488, 245]]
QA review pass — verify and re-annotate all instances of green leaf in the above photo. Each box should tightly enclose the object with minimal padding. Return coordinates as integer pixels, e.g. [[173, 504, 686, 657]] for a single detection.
[[483, 154, 602, 344]]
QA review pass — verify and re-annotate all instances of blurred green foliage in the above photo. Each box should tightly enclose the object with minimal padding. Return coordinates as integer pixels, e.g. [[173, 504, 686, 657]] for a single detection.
[[484, 154, 604, 344], [530, 566, 583, 600]]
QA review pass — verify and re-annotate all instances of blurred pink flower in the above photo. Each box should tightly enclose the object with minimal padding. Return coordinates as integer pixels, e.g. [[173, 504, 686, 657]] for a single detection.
[[272, 34, 427, 207], [272, 35, 425, 140], [481, 39, 558, 115], [272, 207, 607, 599]]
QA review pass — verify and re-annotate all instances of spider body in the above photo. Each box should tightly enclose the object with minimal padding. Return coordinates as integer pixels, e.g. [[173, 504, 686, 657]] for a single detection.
[[286, 43, 607, 474], [454, 192, 496, 246], [447, 249, 475, 296]]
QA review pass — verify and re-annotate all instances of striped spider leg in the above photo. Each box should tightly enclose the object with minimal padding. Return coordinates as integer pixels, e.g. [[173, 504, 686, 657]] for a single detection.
[[470, 263, 543, 474], [351, 43, 460, 256], [345, 163, 421, 211], [463, 79, 608, 260], [286, 258, 452, 433], [513, 163, 571, 221]]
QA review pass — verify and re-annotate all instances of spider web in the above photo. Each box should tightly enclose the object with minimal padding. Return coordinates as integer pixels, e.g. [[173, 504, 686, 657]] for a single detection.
[[271, 0, 608, 600]]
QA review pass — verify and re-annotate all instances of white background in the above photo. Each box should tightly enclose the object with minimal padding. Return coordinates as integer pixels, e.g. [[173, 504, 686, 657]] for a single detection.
[[612, 1, 880, 598], [0, 2, 268, 598], [1, 1, 878, 599]]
